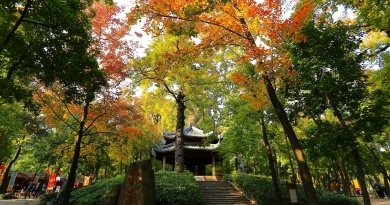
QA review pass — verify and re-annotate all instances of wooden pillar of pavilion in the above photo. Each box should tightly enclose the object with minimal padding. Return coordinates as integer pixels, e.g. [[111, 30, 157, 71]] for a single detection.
[[212, 153, 216, 177], [162, 155, 166, 171]]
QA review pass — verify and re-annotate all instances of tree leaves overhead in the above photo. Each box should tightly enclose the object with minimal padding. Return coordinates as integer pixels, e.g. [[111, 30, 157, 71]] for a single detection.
[[287, 21, 365, 119], [0, 0, 104, 103]]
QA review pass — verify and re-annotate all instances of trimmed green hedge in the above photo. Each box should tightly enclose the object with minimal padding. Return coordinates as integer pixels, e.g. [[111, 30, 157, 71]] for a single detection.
[[45, 171, 203, 205], [226, 173, 359, 205], [70, 175, 125, 205], [155, 171, 204, 205]]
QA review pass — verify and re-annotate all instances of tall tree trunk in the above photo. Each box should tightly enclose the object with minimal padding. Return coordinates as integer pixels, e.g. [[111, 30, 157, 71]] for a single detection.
[[57, 102, 89, 205], [252, 158, 256, 174], [0, 145, 22, 192], [236, 15, 318, 203], [368, 146, 390, 197], [338, 148, 352, 195], [285, 135, 297, 183], [174, 92, 186, 173], [260, 114, 282, 205], [272, 148, 279, 176], [263, 76, 319, 205], [327, 95, 371, 205]]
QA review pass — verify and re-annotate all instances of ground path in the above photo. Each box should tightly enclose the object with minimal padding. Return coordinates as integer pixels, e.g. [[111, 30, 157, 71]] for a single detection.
[[357, 197, 390, 205], [0, 197, 40, 205], [0, 195, 390, 205]]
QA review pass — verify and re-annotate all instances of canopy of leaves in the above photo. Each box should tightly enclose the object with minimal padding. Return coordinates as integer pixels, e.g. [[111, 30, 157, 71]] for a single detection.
[[0, 0, 105, 104]]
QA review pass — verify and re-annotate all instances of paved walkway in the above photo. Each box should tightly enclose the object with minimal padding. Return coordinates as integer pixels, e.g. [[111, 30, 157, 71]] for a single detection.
[[357, 197, 390, 205], [0, 195, 389, 205], [0, 198, 40, 205]]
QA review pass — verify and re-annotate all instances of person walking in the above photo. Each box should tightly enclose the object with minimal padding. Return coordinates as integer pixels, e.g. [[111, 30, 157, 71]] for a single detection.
[[41, 183, 47, 195], [24, 182, 34, 199], [11, 184, 18, 196], [33, 182, 42, 199]]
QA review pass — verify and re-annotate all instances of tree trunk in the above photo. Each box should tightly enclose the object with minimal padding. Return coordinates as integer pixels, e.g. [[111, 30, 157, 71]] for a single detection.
[[174, 92, 186, 173], [272, 148, 279, 176], [57, 102, 89, 205], [252, 158, 256, 174], [260, 114, 282, 205], [0, 145, 22, 192], [338, 148, 352, 195], [285, 135, 297, 183], [326, 95, 371, 205], [263, 76, 319, 205]]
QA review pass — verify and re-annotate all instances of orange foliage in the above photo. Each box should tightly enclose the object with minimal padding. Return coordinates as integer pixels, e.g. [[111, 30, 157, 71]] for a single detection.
[[90, 1, 136, 83], [128, 0, 313, 109]]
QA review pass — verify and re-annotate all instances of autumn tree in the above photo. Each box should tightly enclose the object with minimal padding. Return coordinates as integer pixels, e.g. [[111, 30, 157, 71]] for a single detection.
[[128, 33, 228, 173], [29, 1, 135, 204], [128, 0, 319, 203]]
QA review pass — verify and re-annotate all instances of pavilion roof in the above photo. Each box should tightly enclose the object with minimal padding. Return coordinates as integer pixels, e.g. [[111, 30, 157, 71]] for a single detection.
[[163, 123, 212, 140], [153, 141, 220, 153]]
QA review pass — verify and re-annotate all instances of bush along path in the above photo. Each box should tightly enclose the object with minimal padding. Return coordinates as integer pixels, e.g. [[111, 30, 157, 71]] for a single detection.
[[225, 173, 360, 205]]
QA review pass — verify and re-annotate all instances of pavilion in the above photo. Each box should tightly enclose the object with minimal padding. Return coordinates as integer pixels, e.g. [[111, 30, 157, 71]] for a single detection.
[[153, 123, 220, 176]]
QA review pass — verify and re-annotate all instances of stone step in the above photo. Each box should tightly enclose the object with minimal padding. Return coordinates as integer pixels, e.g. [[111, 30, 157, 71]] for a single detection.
[[198, 181, 253, 205]]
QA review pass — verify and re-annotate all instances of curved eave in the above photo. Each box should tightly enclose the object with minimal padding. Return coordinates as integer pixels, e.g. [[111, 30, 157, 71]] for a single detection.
[[153, 142, 220, 153], [163, 125, 213, 140]]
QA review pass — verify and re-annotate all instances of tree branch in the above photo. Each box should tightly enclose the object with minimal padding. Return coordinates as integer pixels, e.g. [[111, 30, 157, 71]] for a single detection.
[[22, 19, 59, 29], [0, 0, 32, 53]]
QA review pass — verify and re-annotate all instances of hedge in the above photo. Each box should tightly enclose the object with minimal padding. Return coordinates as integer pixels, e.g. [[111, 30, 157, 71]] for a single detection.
[[155, 171, 204, 205], [225, 173, 359, 205], [45, 171, 203, 205]]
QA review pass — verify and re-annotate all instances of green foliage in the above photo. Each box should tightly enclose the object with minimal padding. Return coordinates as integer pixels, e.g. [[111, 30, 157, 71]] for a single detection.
[[39, 192, 58, 204], [70, 175, 125, 205], [49, 171, 203, 205], [286, 20, 365, 120], [155, 171, 204, 205], [230, 173, 358, 205], [0, 102, 24, 161], [0, 193, 18, 199], [0, 0, 106, 104], [231, 173, 291, 205], [317, 192, 359, 205], [222, 173, 232, 182]]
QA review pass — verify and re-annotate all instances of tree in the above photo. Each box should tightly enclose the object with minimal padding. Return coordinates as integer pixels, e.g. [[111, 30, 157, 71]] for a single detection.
[[128, 1, 320, 203], [129, 33, 226, 173], [28, 1, 137, 203], [0, 103, 47, 192], [286, 19, 390, 204], [220, 96, 283, 204], [0, 0, 98, 105], [35, 80, 105, 205]]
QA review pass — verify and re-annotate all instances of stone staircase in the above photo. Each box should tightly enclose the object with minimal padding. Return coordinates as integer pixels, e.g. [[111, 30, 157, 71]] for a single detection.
[[197, 180, 254, 205]]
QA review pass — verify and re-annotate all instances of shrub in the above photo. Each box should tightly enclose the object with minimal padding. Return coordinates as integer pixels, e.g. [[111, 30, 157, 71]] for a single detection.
[[0, 193, 18, 200], [45, 171, 204, 205], [70, 175, 125, 205], [222, 174, 232, 182], [230, 173, 358, 205], [39, 192, 57, 204], [318, 192, 359, 205], [155, 171, 204, 205]]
